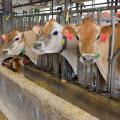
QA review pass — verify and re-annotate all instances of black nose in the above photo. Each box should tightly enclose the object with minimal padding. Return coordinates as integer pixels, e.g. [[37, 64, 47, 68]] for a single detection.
[[3, 50, 8, 55], [82, 55, 94, 63], [33, 43, 42, 49]]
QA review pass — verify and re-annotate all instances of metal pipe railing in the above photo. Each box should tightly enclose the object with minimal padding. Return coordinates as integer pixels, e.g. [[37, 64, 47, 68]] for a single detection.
[[13, 5, 120, 18], [107, 0, 116, 96]]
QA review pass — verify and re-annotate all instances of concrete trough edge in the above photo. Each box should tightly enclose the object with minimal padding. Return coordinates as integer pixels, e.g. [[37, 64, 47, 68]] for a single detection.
[[0, 65, 99, 120]]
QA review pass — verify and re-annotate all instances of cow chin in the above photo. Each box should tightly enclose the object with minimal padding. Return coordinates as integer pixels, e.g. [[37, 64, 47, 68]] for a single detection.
[[31, 47, 44, 55], [32, 46, 61, 55], [79, 55, 96, 65], [44, 49, 61, 54], [32, 42, 62, 54], [79, 57, 96, 65]]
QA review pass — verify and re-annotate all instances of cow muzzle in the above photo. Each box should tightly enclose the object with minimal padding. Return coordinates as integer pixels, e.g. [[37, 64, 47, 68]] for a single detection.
[[32, 42, 45, 51], [2, 49, 9, 55], [80, 54, 95, 64]]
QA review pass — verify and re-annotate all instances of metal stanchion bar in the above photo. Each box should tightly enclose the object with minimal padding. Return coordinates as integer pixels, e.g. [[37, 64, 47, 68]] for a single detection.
[[107, 0, 116, 95]]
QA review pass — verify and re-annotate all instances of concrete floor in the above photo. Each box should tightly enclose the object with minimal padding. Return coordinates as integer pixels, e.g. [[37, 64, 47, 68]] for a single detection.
[[0, 112, 7, 120], [24, 64, 120, 120], [0, 65, 99, 120]]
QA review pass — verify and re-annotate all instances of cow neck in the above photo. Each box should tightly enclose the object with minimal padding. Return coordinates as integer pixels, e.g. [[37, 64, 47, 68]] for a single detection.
[[22, 30, 38, 64], [60, 37, 78, 75], [21, 30, 35, 54]]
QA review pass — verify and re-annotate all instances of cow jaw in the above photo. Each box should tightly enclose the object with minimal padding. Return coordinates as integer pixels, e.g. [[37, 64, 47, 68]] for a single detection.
[[3, 41, 25, 56]]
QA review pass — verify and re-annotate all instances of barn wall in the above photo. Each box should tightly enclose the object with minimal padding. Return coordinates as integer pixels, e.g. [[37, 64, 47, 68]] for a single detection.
[[0, 66, 98, 120]]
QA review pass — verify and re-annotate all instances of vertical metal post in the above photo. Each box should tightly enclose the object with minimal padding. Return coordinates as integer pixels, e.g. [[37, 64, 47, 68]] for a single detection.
[[2, 0, 13, 33], [64, 0, 69, 24], [69, 7, 73, 24], [115, 0, 118, 13], [92, 0, 95, 19], [107, 0, 110, 6], [0, 13, 3, 34], [107, 0, 116, 96], [25, 11, 28, 30], [64, 0, 67, 12], [80, 3, 83, 17], [56, 7, 63, 23], [15, 12, 17, 30], [51, 0, 54, 18], [28, 14, 31, 29], [37, 10, 40, 25], [97, 10, 102, 25], [76, 3, 80, 24]]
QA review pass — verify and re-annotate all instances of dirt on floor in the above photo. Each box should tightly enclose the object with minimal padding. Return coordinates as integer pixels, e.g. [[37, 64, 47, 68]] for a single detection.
[[0, 112, 7, 120]]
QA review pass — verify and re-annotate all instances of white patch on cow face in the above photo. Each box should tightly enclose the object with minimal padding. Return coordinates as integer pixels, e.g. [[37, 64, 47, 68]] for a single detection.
[[32, 23, 63, 54], [3, 32, 25, 56]]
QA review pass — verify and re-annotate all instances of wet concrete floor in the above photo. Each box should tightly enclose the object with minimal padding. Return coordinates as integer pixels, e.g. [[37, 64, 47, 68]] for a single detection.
[[24, 65, 120, 120]]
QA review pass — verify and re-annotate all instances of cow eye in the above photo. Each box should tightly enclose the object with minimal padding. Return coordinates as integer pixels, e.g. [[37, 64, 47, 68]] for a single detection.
[[76, 35, 79, 41], [96, 35, 100, 40], [15, 38, 19, 41], [53, 31, 58, 35]]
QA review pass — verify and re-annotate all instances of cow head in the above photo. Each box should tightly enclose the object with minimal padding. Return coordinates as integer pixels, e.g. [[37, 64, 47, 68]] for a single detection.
[[2, 32, 25, 56], [77, 17, 100, 64], [32, 19, 78, 54]]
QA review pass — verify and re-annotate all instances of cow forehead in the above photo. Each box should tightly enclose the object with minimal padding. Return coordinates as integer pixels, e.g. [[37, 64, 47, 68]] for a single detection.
[[42, 19, 56, 35], [14, 32, 23, 38], [42, 19, 62, 36], [78, 18, 99, 40], [79, 22, 98, 33]]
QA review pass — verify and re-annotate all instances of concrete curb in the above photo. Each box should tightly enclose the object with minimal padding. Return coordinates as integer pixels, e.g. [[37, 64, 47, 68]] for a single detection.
[[0, 66, 99, 120]]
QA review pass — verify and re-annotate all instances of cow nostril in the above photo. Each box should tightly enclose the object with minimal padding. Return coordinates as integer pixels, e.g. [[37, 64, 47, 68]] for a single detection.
[[33, 43, 42, 49], [3, 50, 8, 55], [82, 56, 87, 61], [38, 43, 42, 47], [82, 55, 94, 63]]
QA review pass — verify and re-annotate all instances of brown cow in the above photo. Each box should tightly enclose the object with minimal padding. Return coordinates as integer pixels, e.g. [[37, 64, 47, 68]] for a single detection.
[[64, 17, 107, 90], [2, 29, 39, 73], [96, 23, 120, 91], [32, 19, 79, 80], [76, 17, 120, 91], [0, 30, 22, 72]]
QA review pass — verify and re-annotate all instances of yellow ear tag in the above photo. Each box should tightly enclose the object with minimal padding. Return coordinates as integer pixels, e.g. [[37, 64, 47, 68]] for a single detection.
[[61, 39, 65, 45], [66, 12, 69, 22], [5, 15, 10, 21]]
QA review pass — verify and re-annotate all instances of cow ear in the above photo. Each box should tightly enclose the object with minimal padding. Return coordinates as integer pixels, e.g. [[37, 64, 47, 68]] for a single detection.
[[1, 34, 9, 42], [32, 25, 41, 35], [63, 25, 77, 41]]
